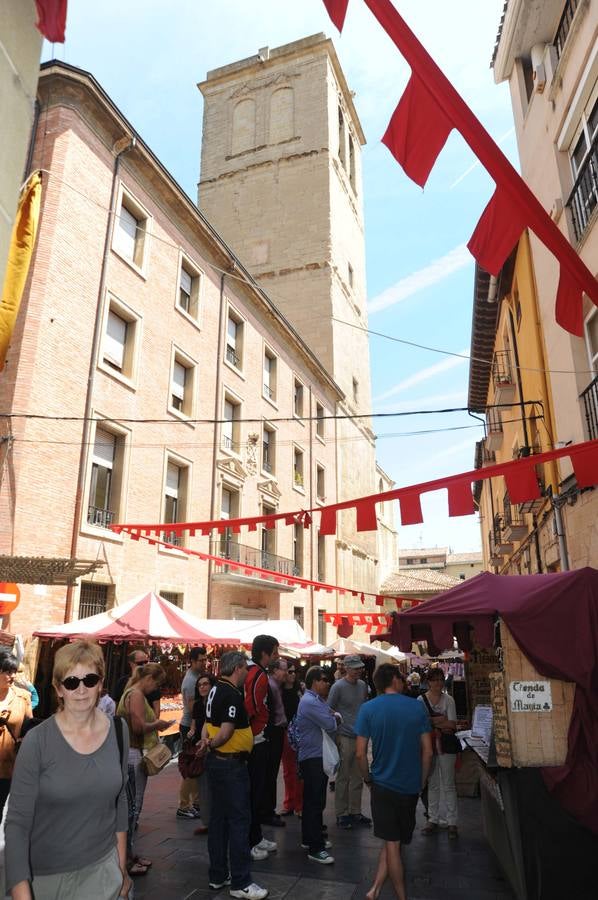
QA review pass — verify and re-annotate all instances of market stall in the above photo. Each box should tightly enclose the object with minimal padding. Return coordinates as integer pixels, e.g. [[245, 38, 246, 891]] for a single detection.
[[389, 568, 598, 900], [32, 591, 239, 718]]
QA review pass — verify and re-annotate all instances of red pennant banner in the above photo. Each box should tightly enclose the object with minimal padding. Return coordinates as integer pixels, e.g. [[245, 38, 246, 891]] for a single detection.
[[504, 462, 542, 505], [571, 443, 598, 488], [382, 75, 453, 188], [356, 498, 378, 532], [399, 492, 423, 526], [319, 507, 337, 536], [325, 612, 388, 627], [467, 186, 527, 275], [555, 268, 584, 338], [447, 480, 476, 518], [35, 0, 68, 42], [322, 0, 349, 31]]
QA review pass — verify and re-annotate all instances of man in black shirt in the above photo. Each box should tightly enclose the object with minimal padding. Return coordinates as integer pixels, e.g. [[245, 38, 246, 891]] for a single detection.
[[200, 651, 268, 900]]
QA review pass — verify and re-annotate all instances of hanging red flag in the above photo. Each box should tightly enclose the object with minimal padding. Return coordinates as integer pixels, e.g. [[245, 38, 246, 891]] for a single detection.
[[35, 0, 67, 42], [322, 0, 349, 31], [467, 186, 527, 275]]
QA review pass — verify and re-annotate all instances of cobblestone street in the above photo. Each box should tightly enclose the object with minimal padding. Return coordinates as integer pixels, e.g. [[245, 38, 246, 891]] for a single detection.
[[132, 763, 514, 900]]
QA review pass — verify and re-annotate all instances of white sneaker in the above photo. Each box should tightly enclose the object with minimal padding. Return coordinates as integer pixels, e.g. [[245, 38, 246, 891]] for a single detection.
[[256, 838, 277, 853], [230, 883, 269, 899], [250, 845, 268, 861]]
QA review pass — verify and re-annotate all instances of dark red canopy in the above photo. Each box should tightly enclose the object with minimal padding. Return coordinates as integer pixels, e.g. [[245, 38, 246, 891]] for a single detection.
[[392, 568, 598, 835]]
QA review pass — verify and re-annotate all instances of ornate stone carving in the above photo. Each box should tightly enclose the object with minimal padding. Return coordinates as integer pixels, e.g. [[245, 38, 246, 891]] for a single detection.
[[245, 432, 260, 475]]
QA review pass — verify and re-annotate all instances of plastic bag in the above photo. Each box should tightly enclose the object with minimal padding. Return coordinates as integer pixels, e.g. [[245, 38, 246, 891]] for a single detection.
[[321, 729, 340, 778]]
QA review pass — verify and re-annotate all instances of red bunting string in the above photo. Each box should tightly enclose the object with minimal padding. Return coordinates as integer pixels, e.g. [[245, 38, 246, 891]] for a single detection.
[[111, 439, 598, 541], [324, 613, 389, 626], [321, 0, 598, 335]]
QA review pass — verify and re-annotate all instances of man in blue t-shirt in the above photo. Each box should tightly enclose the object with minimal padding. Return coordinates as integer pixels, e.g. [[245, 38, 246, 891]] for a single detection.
[[355, 664, 433, 900]]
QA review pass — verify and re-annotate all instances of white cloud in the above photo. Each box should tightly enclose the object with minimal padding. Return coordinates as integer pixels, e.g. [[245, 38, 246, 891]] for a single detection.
[[449, 127, 515, 189], [368, 244, 472, 314], [374, 353, 469, 403]]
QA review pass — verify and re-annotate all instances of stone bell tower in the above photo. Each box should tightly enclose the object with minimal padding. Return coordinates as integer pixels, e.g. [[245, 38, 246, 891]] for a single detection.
[[198, 33, 379, 599]]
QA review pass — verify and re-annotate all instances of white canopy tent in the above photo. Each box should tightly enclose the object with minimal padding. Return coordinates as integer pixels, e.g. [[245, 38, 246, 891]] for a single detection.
[[328, 637, 409, 666]]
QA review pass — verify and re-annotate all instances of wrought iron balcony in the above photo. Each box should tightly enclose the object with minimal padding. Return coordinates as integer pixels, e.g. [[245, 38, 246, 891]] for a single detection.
[[226, 345, 240, 368], [486, 407, 503, 451], [162, 530, 183, 547], [554, 0, 580, 60], [580, 373, 598, 441], [221, 434, 240, 453], [566, 131, 598, 242], [502, 493, 528, 542], [210, 540, 298, 577], [488, 530, 503, 567], [87, 505, 115, 528], [263, 383, 274, 400], [262, 449, 273, 473], [492, 350, 516, 404]]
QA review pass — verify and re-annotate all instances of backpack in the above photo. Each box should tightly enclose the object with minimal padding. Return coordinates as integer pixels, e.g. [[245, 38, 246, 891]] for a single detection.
[[287, 715, 299, 752]]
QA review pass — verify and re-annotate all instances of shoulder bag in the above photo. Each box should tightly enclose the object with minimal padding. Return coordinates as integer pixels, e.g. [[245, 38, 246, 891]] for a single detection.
[[142, 740, 172, 776], [177, 739, 205, 779], [422, 694, 461, 755]]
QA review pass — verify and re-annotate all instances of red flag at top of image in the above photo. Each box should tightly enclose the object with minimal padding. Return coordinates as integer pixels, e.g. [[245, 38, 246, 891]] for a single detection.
[[35, 0, 68, 43]]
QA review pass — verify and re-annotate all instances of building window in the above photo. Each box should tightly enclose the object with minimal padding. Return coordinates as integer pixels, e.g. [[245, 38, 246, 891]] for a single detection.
[[317, 534, 326, 582], [261, 503, 276, 564], [294, 378, 304, 418], [226, 311, 243, 369], [269, 87, 294, 144], [567, 92, 598, 241], [160, 591, 183, 607], [263, 349, 277, 401], [222, 395, 241, 453], [100, 297, 140, 384], [293, 446, 304, 490], [348, 263, 354, 288], [352, 377, 359, 404], [113, 189, 149, 271], [584, 307, 598, 372], [554, 0, 581, 60], [349, 134, 356, 192], [220, 486, 240, 556], [169, 350, 196, 419], [317, 609, 326, 645], [87, 428, 120, 529], [177, 258, 201, 321], [293, 523, 304, 576], [78, 583, 109, 619], [316, 402, 325, 440], [163, 460, 187, 546], [338, 105, 346, 168], [293, 605, 304, 629], [405, 558, 415, 565], [316, 464, 325, 502], [232, 97, 256, 156], [262, 423, 275, 474]]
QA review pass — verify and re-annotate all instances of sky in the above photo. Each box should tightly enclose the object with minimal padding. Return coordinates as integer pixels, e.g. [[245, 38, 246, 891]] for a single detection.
[[43, 0, 518, 553]]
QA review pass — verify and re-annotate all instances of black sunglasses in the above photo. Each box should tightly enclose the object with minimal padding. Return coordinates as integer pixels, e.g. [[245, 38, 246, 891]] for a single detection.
[[61, 673, 101, 691], [287, 669, 296, 674]]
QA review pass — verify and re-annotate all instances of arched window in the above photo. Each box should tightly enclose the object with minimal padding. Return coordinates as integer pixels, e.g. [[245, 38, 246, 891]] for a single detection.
[[269, 87, 294, 143], [231, 98, 256, 155]]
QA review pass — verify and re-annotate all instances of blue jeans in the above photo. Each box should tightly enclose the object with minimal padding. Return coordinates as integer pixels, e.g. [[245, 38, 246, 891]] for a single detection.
[[206, 754, 252, 890]]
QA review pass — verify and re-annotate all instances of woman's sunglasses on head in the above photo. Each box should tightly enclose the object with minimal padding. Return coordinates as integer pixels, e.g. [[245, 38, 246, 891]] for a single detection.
[[61, 673, 101, 691]]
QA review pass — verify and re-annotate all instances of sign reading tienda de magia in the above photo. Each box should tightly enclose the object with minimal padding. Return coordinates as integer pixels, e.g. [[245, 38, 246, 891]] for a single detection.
[[509, 680, 553, 712]]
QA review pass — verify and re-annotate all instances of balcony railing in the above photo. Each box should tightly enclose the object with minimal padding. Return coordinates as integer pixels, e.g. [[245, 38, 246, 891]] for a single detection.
[[210, 540, 298, 577], [566, 131, 598, 242], [554, 0, 580, 59], [221, 433, 239, 453], [162, 530, 183, 547], [87, 505, 115, 528], [492, 350, 514, 387], [263, 383, 274, 400], [262, 450, 272, 473], [580, 373, 598, 440], [226, 345, 240, 368]]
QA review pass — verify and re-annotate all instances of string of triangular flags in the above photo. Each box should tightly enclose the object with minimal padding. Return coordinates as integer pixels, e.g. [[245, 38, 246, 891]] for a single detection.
[[321, 0, 598, 336], [112, 438, 598, 540]]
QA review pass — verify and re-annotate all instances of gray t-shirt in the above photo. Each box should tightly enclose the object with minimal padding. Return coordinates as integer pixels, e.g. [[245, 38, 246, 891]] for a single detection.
[[328, 678, 368, 737], [180, 668, 201, 727], [5, 714, 129, 890]]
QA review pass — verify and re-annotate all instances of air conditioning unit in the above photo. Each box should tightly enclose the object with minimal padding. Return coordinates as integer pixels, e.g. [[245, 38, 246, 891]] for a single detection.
[[531, 43, 547, 93]]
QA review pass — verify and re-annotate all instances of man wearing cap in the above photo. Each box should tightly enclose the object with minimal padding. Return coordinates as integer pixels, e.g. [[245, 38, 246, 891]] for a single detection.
[[327, 655, 371, 829]]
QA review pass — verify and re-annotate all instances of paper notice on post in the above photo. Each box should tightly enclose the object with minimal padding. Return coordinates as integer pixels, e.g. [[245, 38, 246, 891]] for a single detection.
[[472, 705, 493, 744]]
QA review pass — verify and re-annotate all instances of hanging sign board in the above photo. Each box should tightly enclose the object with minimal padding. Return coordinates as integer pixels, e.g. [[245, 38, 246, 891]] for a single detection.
[[509, 680, 553, 712]]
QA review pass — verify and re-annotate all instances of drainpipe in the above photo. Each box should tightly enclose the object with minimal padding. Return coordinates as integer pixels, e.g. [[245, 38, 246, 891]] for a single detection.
[[23, 99, 41, 180], [206, 270, 228, 618], [64, 136, 135, 623], [508, 309, 529, 450], [549, 491, 570, 571], [308, 386, 315, 639]]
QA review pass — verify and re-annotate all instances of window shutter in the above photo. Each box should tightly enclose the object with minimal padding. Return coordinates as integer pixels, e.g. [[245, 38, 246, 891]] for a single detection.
[[166, 463, 180, 498], [180, 267, 192, 296], [104, 311, 127, 369], [263, 354, 271, 386], [93, 429, 115, 467], [227, 317, 237, 349], [221, 488, 231, 519], [115, 205, 138, 260], [172, 361, 186, 401]]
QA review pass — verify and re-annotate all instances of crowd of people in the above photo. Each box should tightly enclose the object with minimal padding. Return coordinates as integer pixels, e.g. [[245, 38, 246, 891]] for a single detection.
[[0, 637, 461, 900]]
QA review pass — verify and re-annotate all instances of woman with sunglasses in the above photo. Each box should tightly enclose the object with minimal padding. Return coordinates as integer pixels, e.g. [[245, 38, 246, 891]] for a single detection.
[[0, 652, 31, 816], [188, 673, 216, 834], [280, 664, 303, 817], [117, 662, 172, 876], [5, 639, 130, 899]]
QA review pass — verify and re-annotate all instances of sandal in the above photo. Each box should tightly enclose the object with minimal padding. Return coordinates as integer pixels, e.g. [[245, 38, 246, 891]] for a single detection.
[[128, 861, 148, 876], [134, 856, 152, 867]]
